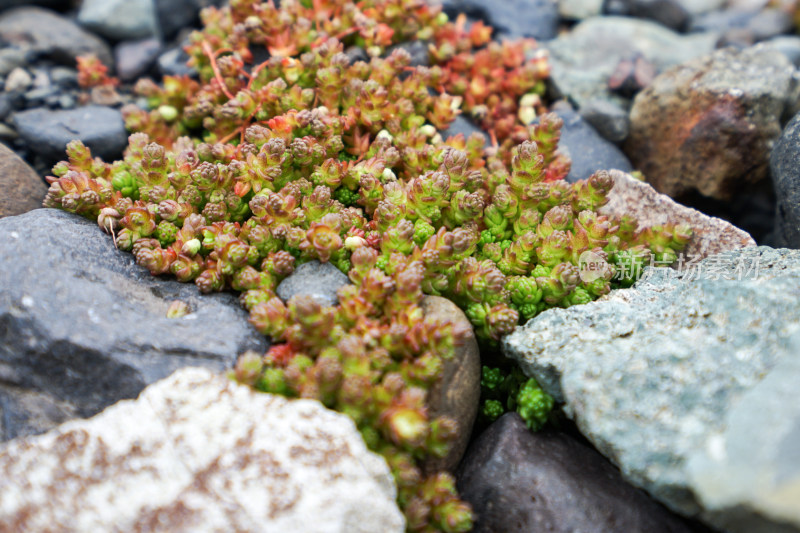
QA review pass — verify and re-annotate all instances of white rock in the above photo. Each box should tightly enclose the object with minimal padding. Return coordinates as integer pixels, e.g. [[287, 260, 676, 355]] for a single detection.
[[0, 368, 404, 533]]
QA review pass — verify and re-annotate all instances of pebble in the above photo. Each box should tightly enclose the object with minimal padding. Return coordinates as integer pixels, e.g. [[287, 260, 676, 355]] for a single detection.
[[13, 105, 128, 162], [578, 98, 630, 144], [115, 38, 162, 82], [457, 413, 692, 533], [0, 7, 113, 67], [276, 260, 350, 307], [606, 0, 691, 32], [3, 67, 31, 93], [77, 0, 159, 41], [0, 142, 48, 218], [441, 0, 560, 41], [770, 111, 800, 248]]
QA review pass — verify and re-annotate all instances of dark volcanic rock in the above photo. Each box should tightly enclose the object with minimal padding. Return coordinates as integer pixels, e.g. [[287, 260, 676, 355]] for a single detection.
[[13, 106, 127, 163], [771, 112, 800, 248], [554, 107, 633, 183], [276, 260, 350, 307], [578, 98, 630, 144], [0, 209, 267, 442], [441, 0, 559, 41], [457, 413, 692, 533], [0, 7, 113, 67], [0, 142, 48, 218]]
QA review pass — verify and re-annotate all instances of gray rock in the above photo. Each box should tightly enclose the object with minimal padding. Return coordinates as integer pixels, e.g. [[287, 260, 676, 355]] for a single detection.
[[440, 115, 487, 146], [554, 107, 633, 183], [457, 413, 692, 533], [578, 98, 630, 144], [761, 35, 800, 68], [3, 66, 30, 93], [442, 0, 559, 41], [0, 7, 113, 67], [626, 45, 797, 200], [600, 170, 756, 260], [0, 142, 47, 218], [557, 0, 603, 19], [115, 38, 162, 81], [78, 0, 159, 41], [771, 112, 800, 249], [0, 47, 25, 77], [420, 296, 480, 474], [503, 246, 800, 532], [605, 0, 691, 32], [385, 40, 429, 68], [13, 105, 127, 163], [157, 46, 196, 77], [0, 367, 405, 533], [544, 16, 718, 108], [0, 209, 267, 442], [276, 260, 350, 307], [674, 0, 725, 15]]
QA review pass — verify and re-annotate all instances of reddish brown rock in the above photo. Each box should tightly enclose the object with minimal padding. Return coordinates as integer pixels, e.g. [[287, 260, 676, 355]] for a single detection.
[[0, 142, 47, 218], [421, 295, 481, 474], [601, 170, 756, 260], [626, 45, 796, 200]]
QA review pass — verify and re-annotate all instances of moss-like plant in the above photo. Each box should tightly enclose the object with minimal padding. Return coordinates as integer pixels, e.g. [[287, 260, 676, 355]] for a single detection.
[[51, 0, 692, 530]]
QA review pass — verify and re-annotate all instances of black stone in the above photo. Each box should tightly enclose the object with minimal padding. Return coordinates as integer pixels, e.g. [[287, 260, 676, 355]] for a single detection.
[[13, 105, 128, 163], [770, 112, 800, 248], [456, 413, 692, 533], [0, 209, 268, 442], [552, 107, 633, 182]]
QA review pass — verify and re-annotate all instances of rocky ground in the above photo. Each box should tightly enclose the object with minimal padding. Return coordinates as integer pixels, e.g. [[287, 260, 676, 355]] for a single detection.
[[1, 0, 799, 532]]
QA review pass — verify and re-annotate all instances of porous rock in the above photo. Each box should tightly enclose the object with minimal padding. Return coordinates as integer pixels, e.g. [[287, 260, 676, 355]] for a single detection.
[[0, 7, 113, 66], [600, 170, 756, 260], [503, 246, 800, 532], [0, 209, 267, 442], [0, 142, 48, 218], [420, 296, 480, 473], [457, 413, 691, 533], [0, 367, 405, 533], [626, 44, 797, 200], [13, 105, 128, 163]]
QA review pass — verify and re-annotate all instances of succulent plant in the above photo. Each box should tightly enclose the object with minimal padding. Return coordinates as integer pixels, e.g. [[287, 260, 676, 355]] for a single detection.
[[44, 0, 691, 530]]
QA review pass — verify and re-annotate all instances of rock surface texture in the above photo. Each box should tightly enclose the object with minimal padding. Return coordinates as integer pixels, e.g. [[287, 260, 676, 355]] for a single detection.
[[600, 170, 756, 260], [626, 45, 798, 200], [0, 142, 48, 218], [0, 367, 405, 533], [457, 413, 691, 533], [503, 247, 800, 533], [0, 209, 266, 442], [771, 111, 800, 248], [276, 259, 350, 307]]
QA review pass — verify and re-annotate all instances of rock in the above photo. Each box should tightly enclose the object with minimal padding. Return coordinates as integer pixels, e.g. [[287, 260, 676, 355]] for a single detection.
[[557, 0, 603, 19], [578, 98, 630, 144], [771, 112, 800, 249], [3, 66, 31, 93], [420, 296, 481, 473], [544, 17, 718, 109], [0, 7, 113, 67], [0, 142, 47, 218], [600, 170, 756, 260], [626, 45, 797, 201], [49, 66, 78, 89], [554, 107, 633, 183], [606, 0, 691, 32], [0, 0, 72, 10], [0, 367, 405, 532], [761, 35, 800, 68], [441, 115, 487, 146], [691, 8, 794, 47], [0, 209, 267, 442], [13, 105, 127, 163], [157, 45, 196, 77], [155, 0, 223, 39], [276, 260, 350, 307], [442, 0, 559, 41], [503, 246, 800, 532], [674, 0, 725, 14], [0, 47, 25, 77], [115, 38, 162, 82], [457, 413, 692, 533], [78, 0, 159, 41], [385, 40, 429, 68], [0, 94, 12, 120]]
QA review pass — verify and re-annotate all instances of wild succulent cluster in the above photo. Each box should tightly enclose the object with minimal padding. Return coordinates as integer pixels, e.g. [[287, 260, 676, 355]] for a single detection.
[[45, 0, 692, 531]]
